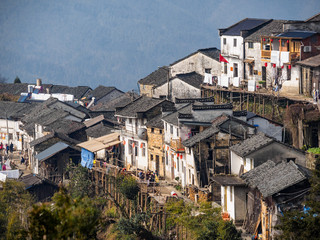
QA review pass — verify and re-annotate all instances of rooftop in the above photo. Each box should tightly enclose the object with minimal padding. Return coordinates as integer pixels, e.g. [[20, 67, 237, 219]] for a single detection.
[[296, 54, 320, 67], [241, 160, 307, 197], [220, 18, 271, 36], [138, 66, 169, 86], [277, 30, 317, 39], [245, 20, 286, 42]]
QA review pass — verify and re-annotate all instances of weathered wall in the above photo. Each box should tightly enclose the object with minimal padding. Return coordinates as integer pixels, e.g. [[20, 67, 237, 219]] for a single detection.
[[170, 52, 221, 77]]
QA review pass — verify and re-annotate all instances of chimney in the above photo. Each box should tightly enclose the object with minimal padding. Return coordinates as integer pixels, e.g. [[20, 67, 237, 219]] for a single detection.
[[36, 78, 42, 86]]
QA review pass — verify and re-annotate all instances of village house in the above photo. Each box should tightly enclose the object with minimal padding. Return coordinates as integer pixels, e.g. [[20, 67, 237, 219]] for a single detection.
[[145, 115, 165, 178], [19, 173, 58, 202], [0, 101, 36, 151], [115, 96, 174, 171], [296, 54, 320, 98], [152, 71, 204, 101], [241, 160, 310, 240], [86, 85, 124, 108], [242, 20, 286, 91], [219, 18, 271, 88], [182, 113, 257, 187], [230, 132, 306, 175], [35, 141, 81, 183], [138, 48, 221, 99]]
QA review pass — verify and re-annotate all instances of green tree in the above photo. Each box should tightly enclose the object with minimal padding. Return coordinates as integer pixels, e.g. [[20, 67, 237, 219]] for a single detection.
[[14, 76, 21, 84], [276, 157, 320, 239], [165, 200, 241, 240], [28, 187, 103, 240], [67, 164, 94, 199], [117, 175, 140, 200], [0, 180, 34, 240]]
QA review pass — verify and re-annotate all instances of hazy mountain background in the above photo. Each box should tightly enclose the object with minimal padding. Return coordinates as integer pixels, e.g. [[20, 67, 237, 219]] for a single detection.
[[0, 0, 319, 91]]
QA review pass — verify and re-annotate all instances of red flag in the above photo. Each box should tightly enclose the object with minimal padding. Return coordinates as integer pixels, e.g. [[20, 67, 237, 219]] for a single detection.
[[219, 54, 229, 63]]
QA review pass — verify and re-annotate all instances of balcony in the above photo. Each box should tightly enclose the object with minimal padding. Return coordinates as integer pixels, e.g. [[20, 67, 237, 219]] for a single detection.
[[170, 138, 185, 152]]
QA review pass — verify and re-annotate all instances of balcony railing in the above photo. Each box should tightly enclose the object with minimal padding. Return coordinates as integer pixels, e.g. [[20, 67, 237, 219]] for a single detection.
[[170, 138, 185, 152], [261, 50, 271, 59]]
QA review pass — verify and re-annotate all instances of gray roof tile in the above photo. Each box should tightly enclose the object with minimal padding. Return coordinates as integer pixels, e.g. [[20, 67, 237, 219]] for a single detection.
[[138, 66, 169, 86], [221, 18, 271, 36], [241, 160, 307, 197], [170, 48, 220, 66], [245, 20, 286, 42], [174, 72, 204, 89]]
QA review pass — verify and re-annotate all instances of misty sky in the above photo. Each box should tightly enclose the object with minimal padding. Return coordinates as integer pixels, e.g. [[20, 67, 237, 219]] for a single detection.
[[0, 0, 319, 92]]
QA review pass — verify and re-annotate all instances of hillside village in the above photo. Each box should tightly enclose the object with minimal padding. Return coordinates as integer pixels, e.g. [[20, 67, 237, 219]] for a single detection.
[[1, 13, 320, 239]]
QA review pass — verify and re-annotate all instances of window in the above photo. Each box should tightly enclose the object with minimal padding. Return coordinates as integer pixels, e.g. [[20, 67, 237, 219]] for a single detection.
[[165, 123, 168, 131], [248, 42, 253, 49], [129, 140, 133, 154], [176, 128, 179, 137], [135, 143, 138, 156], [205, 68, 211, 73], [177, 157, 179, 172], [166, 152, 168, 165], [170, 125, 173, 134], [129, 119, 132, 124], [159, 130, 163, 134], [142, 143, 146, 156], [233, 63, 238, 77], [151, 154, 154, 161], [287, 66, 291, 80], [151, 128, 154, 133], [249, 64, 253, 76], [223, 38, 226, 45], [230, 186, 233, 202], [233, 38, 237, 47], [224, 62, 228, 74]]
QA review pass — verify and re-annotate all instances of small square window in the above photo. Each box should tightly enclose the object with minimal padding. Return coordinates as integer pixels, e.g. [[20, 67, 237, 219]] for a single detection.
[[170, 125, 173, 134], [248, 42, 253, 49], [151, 128, 154, 133], [234, 38, 237, 47], [159, 130, 162, 134], [205, 68, 211, 73], [223, 38, 226, 45]]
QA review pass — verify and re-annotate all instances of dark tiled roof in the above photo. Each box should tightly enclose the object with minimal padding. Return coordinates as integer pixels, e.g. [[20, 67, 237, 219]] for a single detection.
[[45, 119, 85, 135], [241, 160, 307, 197], [170, 48, 220, 66], [115, 96, 166, 118], [90, 86, 123, 101], [296, 54, 320, 67], [277, 30, 317, 39], [138, 66, 169, 86], [0, 101, 37, 119], [211, 175, 245, 186], [233, 110, 247, 117], [29, 132, 80, 147], [0, 83, 29, 95], [90, 91, 138, 112], [192, 103, 233, 111], [230, 132, 273, 157], [162, 104, 193, 126], [85, 123, 114, 138], [174, 72, 204, 89], [182, 125, 219, 147], [48, 85, 92, 99], [146, 114, 164, 129], [306, 13, 320, 22], [19, 174, 57, 189], [175, 96, 215, 104], [245, 20, 286, 42], [221, 18, 270, 36]]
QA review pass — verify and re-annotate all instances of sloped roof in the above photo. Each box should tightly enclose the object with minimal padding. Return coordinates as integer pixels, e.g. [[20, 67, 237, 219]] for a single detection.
[[29, 132, 80, 147], [115, 96, 166, 118], [305, 13, 320, 22], [77, 132, 120, 152], [245, 20, 286, 42], [19, 174, 58, 189], [0, 101, 37, 119], [138, 66, 169, 86], [145, 114, 164, 129], [35, 142, 71, 161], [241, 160, 307, 197], [162, 104, 193, 126], [230, 132, 273, 157], [296, 54, 320, 67], [170, 48, 220, 66], [182, 125, 219, 147], [90, 86, 123, 101], [85, 123, 114, 138], [174, 72, 204, 89], [45, 119, 85, 135], [211, 175, 245, 186], [221, 18, 270, 36], [84, 115, 105, 128], [277, 30, 317, 39], [0, 83, 29, 95], [90, 91, 138, 112], [175, 96, 215, 104]]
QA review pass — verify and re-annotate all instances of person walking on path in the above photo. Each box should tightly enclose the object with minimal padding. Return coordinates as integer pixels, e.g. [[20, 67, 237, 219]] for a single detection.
[[9, 142, 13, 153], [5, 144, 9, 155]]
